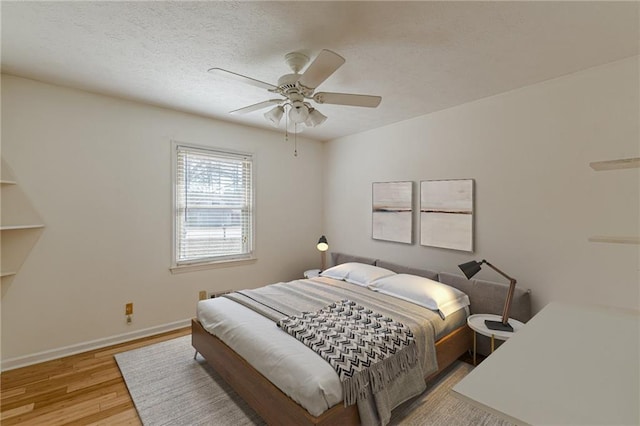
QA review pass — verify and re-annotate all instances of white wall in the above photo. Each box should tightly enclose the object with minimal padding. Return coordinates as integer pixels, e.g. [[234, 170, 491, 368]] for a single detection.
[[0, 75, 324, 366], [324, 57, 639, 314], [2, 56, 638, 367]]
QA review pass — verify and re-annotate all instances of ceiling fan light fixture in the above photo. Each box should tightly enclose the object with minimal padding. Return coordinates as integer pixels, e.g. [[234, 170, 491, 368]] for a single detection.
[[213, 49, 382, 136], [264, 105, 284, 126], [288, 101, 309, 124], [305, 108, 327, 127]]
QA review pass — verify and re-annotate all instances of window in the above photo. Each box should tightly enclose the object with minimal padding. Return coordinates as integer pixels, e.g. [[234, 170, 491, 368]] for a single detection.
[[173, 143, 254, 268]]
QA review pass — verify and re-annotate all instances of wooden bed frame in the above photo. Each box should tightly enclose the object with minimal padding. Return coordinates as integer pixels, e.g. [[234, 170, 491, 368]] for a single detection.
[[192, 317, 472, 425]]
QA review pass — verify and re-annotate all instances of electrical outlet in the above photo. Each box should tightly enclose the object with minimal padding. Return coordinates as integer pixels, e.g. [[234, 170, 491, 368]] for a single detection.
[[125, 302, 133, 315], [198, 291, 207, 300]]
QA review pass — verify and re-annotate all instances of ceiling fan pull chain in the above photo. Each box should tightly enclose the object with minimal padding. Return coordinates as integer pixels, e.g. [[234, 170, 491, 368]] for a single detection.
[[284, 107, 288, 139], [284, 107, 296, 157]]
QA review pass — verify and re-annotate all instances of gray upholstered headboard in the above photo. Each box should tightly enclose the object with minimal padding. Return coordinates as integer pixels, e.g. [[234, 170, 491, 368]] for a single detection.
[[330, 252, 532, 356], [375, 260, 439, 281], [438, 272, 531, 322], [331, 252, 377, 266]]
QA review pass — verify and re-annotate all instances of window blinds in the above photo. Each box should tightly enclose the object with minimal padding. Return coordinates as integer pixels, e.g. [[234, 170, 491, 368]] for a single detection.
[[175, 145, 253, 265]]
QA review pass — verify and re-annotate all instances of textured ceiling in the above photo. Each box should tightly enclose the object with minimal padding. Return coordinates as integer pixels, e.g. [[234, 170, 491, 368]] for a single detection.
[[1, 1, 638, 141]]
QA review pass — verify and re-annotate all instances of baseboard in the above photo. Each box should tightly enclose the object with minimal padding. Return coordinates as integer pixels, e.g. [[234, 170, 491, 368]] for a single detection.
[[1, 318, 191, 372]]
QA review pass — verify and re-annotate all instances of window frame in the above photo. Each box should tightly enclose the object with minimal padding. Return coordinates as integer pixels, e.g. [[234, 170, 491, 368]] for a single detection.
[[170, 141, 256, 273]]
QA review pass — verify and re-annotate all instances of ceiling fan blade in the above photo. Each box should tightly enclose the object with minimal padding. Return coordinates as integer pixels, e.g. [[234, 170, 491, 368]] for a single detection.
[[313, 92, 382, 108], [208, 67, 277, 91], [297, 49, 345, 90], [229, 99, 284, 114]]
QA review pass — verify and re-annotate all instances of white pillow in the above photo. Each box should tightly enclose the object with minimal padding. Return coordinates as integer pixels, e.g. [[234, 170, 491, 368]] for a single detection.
[[368, 273, 470, 318], [320, 262, 396, 286]]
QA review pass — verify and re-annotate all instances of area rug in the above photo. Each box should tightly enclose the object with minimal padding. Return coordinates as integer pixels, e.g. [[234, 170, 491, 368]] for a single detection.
[[115, 335, 511, 426]]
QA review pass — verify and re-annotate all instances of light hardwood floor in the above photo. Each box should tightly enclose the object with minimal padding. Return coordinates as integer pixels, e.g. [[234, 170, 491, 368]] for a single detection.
[[1, 327, 190, 425]]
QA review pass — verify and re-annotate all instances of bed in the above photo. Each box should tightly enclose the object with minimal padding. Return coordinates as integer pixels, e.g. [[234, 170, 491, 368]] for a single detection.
[[191, 253, 532, 425]]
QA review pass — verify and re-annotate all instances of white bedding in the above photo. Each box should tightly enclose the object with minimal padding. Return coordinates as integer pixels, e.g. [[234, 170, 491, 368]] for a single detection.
[[196, 278, 469, 417], [197, 296, 343, 416]]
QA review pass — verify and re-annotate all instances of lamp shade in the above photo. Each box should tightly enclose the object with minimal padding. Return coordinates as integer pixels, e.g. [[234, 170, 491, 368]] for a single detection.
[[289, 101, 309, 124], [316, 235, 329, 252], [264, 106, 284, 126], [458, 260, 482, 280], [305, 108, 327, 127]]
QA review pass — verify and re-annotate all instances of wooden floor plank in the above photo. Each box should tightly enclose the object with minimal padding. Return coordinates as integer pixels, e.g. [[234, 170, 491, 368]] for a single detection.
[[3, 364, 117, 410], [3, 381, 123, 424], [1, 327, 190, 425], [65, 368, 122, 393], [48, 358, 115, 381], [2, 387, 68, 412], [0, 403, 34, 421], [0, 387, 26, 399], [7, 394, 113, 426]]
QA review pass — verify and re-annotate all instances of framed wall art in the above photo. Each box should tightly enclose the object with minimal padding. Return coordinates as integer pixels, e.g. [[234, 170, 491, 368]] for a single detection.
[[420, 179, 474, 252], [372, 181, 413, 244]]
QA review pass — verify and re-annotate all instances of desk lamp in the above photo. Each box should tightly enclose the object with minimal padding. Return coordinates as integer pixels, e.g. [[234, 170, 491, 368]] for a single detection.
[[316, 235, 329, 271], [458, 259, 517, 332]]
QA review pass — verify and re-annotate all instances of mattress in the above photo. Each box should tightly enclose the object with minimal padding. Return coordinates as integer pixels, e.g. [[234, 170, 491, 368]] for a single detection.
[[196, 277, 468, 417]]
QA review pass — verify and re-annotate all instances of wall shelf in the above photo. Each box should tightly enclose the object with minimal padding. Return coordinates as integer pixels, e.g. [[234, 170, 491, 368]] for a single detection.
[[589, 157, 640, 171], [1, 158, 45, 284], [588, 236, 640, 245], [1, 224, 45, 231]]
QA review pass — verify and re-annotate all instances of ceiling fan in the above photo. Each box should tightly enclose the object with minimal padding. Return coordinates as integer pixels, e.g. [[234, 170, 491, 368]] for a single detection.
[[208, 49, 382, 133]]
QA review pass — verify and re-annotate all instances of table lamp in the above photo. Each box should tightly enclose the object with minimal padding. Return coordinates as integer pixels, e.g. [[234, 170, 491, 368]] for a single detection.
[[458, 259, 517, 332], [317, 235, 329, 271]]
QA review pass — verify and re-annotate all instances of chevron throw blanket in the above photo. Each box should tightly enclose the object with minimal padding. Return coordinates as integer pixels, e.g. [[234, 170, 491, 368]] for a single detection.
[[277, 299, 419, 407]]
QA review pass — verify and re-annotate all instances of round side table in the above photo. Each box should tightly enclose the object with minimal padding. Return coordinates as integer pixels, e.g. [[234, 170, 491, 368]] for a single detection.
[[467, 314, 525, 365]]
